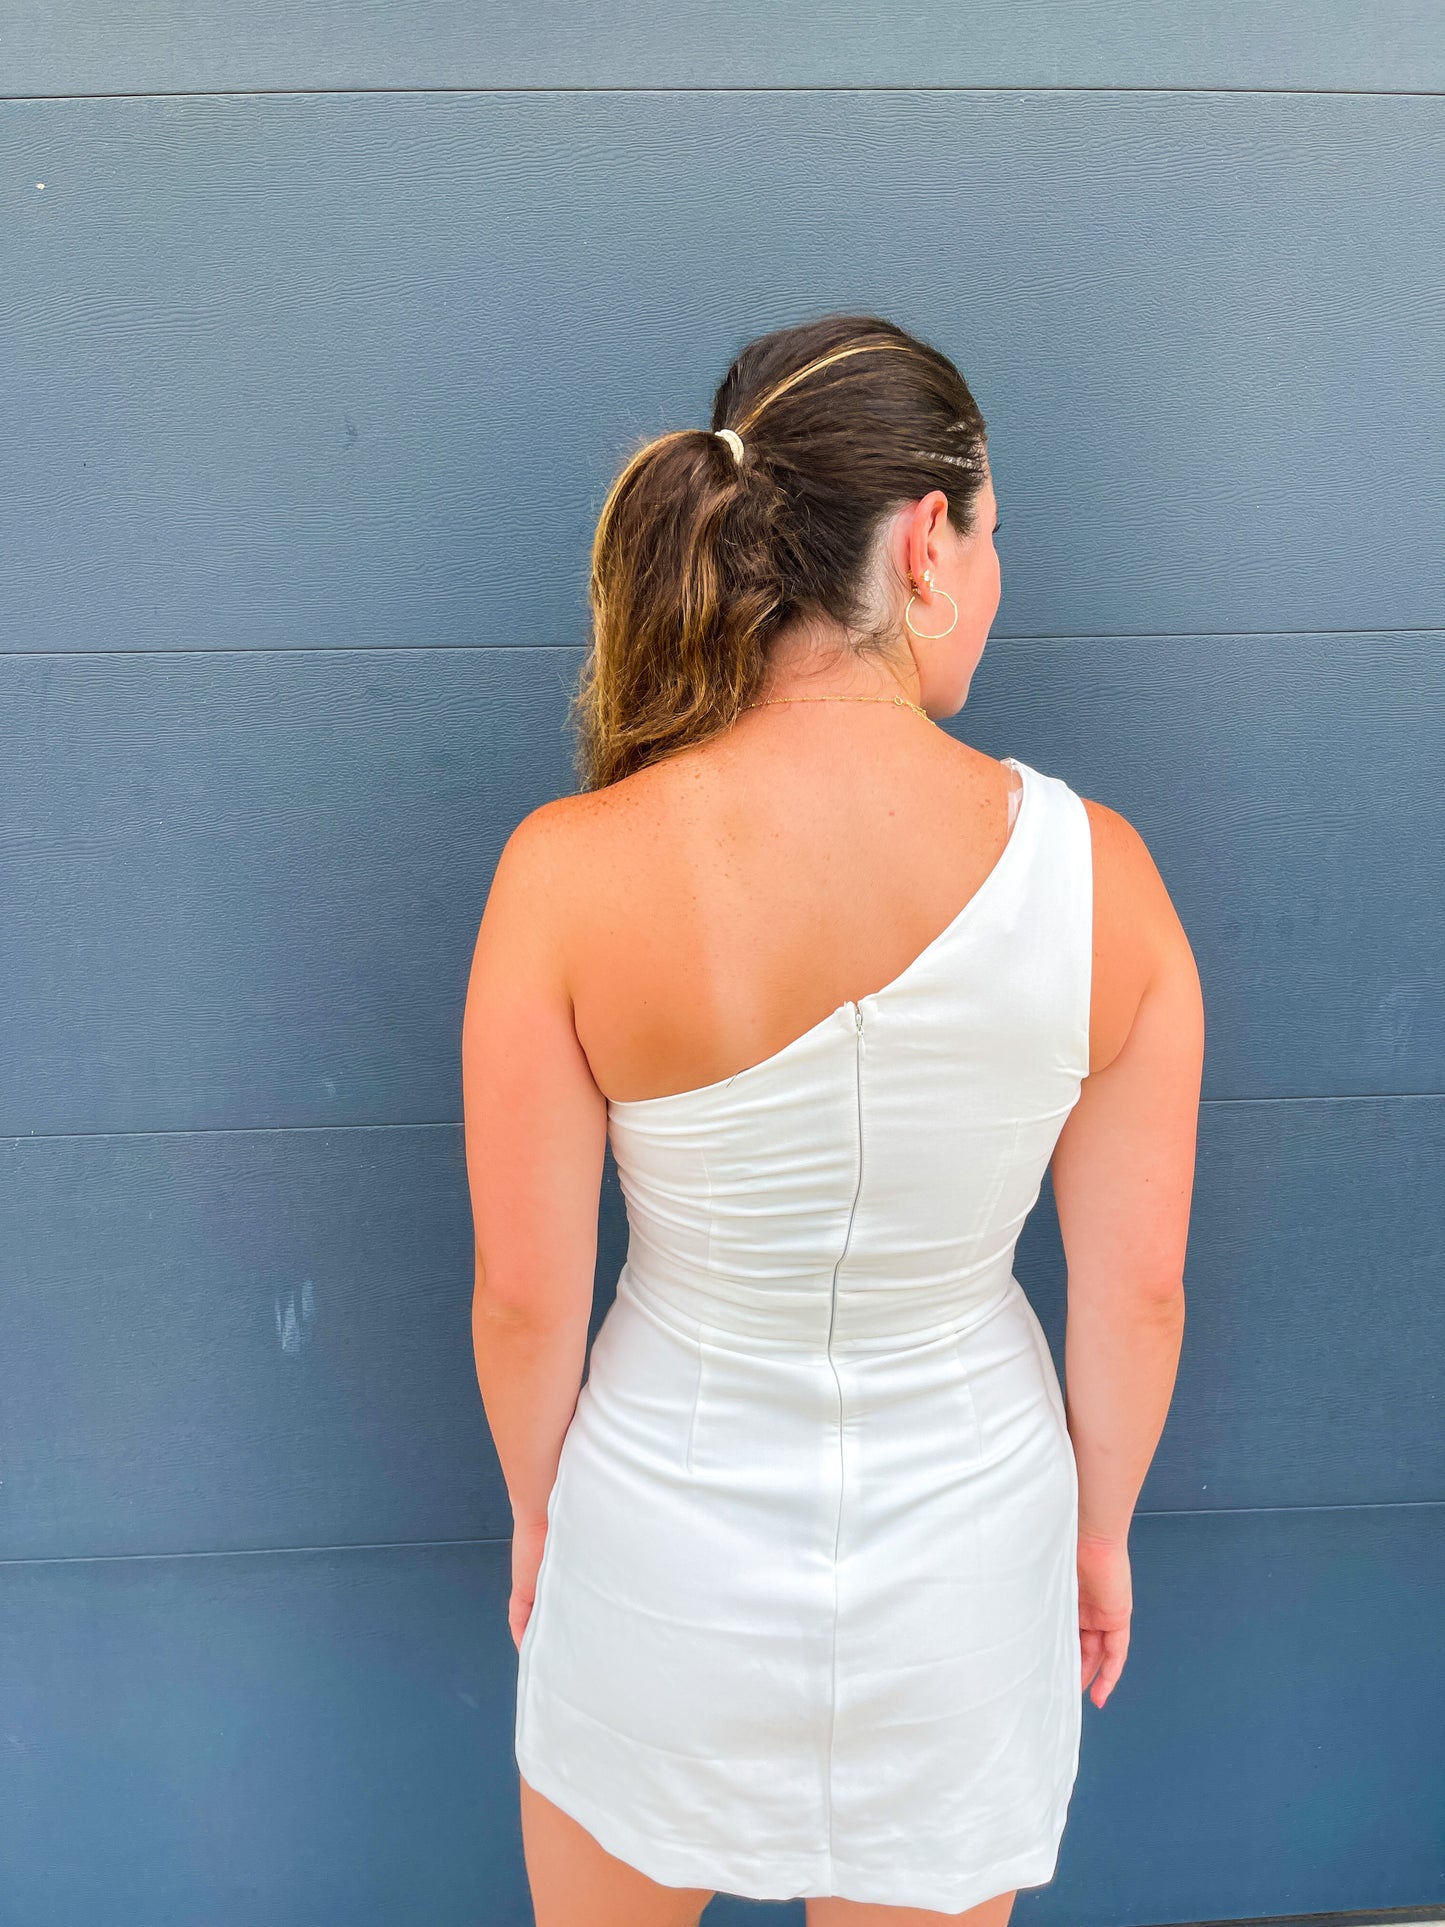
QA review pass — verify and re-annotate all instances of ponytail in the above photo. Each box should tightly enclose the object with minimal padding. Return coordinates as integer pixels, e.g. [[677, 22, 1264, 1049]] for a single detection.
[[570, 316, 988, 789]]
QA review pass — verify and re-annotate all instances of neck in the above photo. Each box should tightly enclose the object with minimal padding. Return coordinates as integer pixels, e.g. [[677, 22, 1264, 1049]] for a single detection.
[[753, 619, 922, 710]]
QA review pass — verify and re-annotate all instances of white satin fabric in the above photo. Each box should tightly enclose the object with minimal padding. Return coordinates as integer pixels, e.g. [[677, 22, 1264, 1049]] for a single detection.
[[515, 756, 1091, 1910]]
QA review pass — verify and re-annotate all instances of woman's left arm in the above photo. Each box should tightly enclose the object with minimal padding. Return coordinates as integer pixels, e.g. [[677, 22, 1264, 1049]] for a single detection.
[[461, 805, 608, 1634]]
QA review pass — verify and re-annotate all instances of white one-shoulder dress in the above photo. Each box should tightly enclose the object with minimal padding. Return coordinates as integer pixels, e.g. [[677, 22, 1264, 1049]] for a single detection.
[[514, 755, 1090, 1911]]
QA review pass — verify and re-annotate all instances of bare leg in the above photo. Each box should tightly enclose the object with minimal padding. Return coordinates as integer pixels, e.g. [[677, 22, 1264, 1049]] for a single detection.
[[519, 1773, 715, 1927], [805, 1887, 1017, 1927]]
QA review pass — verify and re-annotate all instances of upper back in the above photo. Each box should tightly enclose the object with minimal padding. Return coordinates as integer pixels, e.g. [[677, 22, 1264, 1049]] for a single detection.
[[551, 720, 1154, 1109], [465, 722, 1201, 1334]]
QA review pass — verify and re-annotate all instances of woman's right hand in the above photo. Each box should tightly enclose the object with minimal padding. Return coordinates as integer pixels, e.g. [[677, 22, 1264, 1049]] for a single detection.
[[509, 1512, 551, 1654], [1077, 1531, 1132, 1708]]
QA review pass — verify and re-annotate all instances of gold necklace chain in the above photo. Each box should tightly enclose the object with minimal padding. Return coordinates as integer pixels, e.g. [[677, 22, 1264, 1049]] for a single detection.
[[742, 693, 931, 720]]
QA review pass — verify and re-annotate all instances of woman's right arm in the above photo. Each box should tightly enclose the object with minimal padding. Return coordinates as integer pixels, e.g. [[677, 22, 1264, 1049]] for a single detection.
[[1049, 799, 1205, 1707]]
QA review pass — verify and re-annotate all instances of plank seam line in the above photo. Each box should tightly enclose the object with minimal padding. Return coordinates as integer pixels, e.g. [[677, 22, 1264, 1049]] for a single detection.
[[7, 1091, 1445, 1147], [2, 85, 1443, 104], [4, 626, 1445, 660], [3, 1499, 1444, 1568]]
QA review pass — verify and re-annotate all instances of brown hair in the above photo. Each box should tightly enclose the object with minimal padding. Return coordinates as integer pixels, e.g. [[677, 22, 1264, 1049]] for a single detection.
[[569, 313, 989, 790]]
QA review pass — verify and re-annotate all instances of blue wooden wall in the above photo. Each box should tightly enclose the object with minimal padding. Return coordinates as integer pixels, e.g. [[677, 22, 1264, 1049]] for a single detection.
[[2, 10, 1441, 1924]]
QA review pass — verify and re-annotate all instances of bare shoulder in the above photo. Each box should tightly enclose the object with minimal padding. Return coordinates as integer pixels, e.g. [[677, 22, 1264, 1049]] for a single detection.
[[1080, 791, 1191, 949], [1076, 789, 1204, 1075], [461, 792, 613, 1323], [462, 791, 611, 1131], [510, 774, 655, 876], [472, 778, 647, 984], [477, 794, 572, 944], [1051, 787, 1205, 1301], [474, 794, 585, 970], [492, 788, 609, 884]]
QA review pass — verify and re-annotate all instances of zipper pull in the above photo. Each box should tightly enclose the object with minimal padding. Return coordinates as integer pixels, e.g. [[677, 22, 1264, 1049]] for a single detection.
[[853, 1003, 864, 1032]]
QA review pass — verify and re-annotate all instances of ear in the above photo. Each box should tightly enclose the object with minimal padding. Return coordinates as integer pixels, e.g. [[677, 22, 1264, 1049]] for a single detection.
[[903, 491, 952, 589]]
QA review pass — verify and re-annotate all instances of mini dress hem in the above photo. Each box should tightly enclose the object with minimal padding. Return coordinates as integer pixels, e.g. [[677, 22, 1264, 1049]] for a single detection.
[[516, 1743, 1067, 1911]]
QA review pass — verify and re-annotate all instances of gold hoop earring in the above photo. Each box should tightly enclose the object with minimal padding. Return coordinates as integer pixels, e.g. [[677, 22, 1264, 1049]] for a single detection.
[[904, 586, 959, 640]]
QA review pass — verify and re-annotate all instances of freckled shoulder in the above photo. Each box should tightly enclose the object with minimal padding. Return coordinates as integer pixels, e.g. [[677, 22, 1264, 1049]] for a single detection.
[[492, 772, 664, 971], [545, 754, 691, 864]]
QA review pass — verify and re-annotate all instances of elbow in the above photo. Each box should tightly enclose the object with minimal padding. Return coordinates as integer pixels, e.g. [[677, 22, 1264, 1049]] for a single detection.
[[471, 1249, 523, 1322], [1068, 1268, 1187, 1311], [472, 1275, 541, 1329], [472, 1268, 576, 1334], [1140, 1276, 1188, 1315], [472, 1238, 591, 1333]]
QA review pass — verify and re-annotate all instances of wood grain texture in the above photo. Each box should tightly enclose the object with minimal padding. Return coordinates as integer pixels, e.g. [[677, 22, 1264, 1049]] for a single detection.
[[1, 1098, 1440, 1564], [0, 635, 1438, 1138], [0, 1541, 532, 1927], [3, 0, 1441, 96], [2, 90, 1441, 653], [3, 53, 1441, 1924], [0, 1510, 1439, 1925]]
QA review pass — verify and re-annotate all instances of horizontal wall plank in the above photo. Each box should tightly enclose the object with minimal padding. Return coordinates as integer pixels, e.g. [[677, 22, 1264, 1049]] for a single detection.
[[0, 1541, 532, 1927], [2, 90, 1440, 653], [2, 2, 1440, 96], [1057, 1503, 1445, 1925], [1023, 1094, 1445, 1518], [1, 1098, 1440, 1563], [0, 1508, 1439, 1924], [1006, 630, 1445, 1105], [4, 32, 1439, 1926], [1, 635, 1439, 1140]]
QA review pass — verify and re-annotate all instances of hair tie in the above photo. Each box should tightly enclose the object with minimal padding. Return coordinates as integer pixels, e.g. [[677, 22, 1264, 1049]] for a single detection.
[[714, 427, 745, 466]]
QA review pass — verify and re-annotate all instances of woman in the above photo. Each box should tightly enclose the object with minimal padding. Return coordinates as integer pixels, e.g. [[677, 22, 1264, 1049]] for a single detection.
[[462, 314, 1202, 1926]]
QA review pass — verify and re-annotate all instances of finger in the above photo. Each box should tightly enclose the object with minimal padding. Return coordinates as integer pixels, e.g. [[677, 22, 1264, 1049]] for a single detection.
[[1079, 1630, 1103, 1693], [509, 1596, 532, 1652], [1091, 1629, 1130, 1707]]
